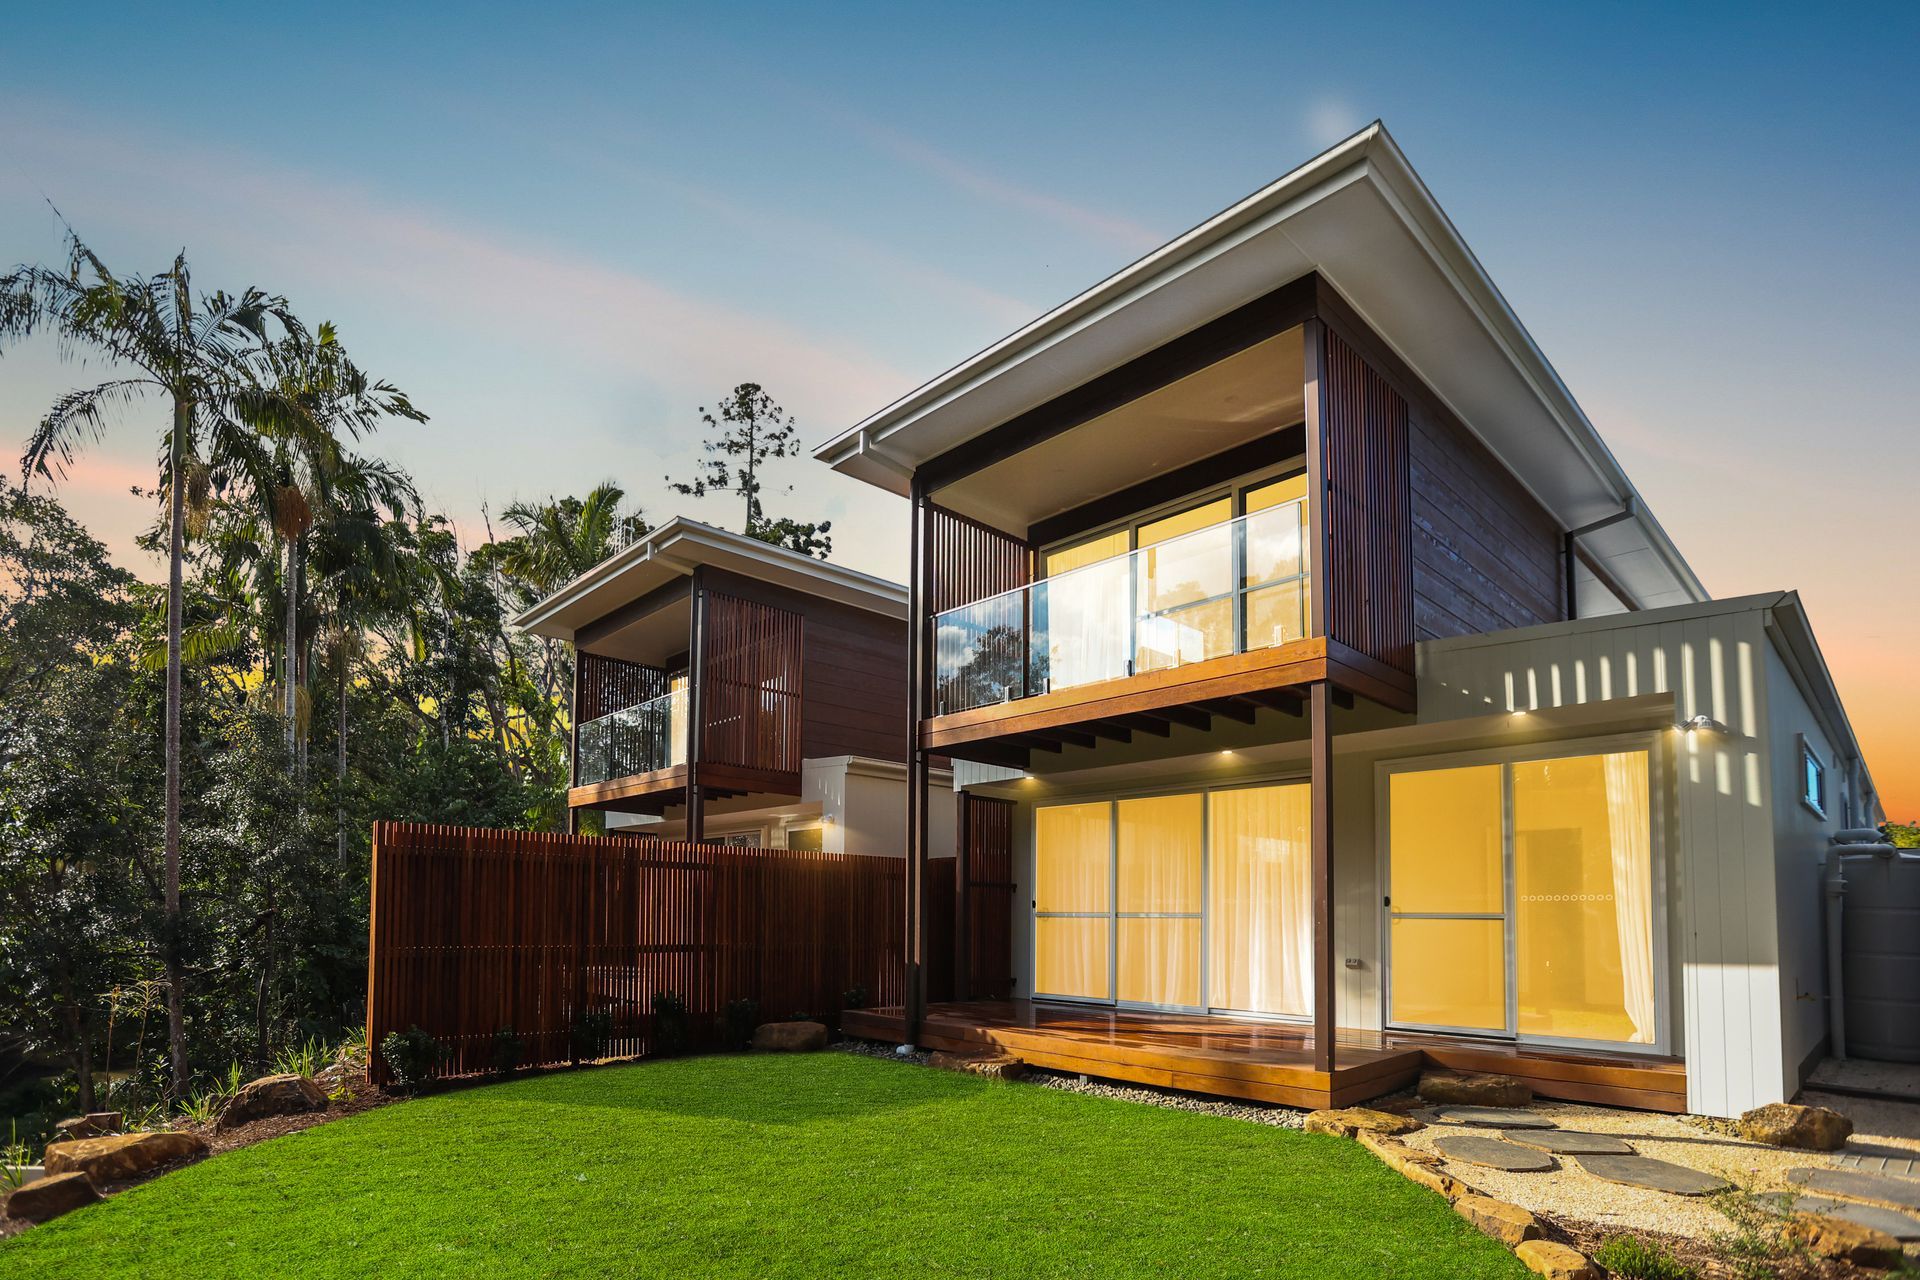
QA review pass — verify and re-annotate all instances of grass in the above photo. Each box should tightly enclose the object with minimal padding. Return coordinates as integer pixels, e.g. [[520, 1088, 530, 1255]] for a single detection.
[[0, 1052, 1531, 1279]]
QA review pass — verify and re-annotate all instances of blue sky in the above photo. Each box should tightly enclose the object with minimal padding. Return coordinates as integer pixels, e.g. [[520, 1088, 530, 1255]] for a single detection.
[[3, 2, 1918, 808]]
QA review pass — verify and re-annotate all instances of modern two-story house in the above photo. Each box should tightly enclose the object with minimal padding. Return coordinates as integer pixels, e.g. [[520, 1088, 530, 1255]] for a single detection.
[[817, 124, 1881, 1117], [511, 517, 956, 855]]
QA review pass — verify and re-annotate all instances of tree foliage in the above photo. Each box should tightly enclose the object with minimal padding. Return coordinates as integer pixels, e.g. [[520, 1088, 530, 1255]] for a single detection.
[[669, 382, 831, 557]]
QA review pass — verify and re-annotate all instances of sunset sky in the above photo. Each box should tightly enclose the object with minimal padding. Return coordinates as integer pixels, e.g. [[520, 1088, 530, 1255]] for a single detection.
[[3, 3, 1915, 816]]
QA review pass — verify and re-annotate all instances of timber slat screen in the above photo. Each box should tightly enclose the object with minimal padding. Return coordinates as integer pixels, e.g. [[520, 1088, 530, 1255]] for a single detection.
[[578, 652, 667, 720], [1321, 326, 1415, 676], [957, 795, 1016, 999], [927, 504, 1030, 615], [700, 592, 803, 773], [367, 822, 951, 1084]]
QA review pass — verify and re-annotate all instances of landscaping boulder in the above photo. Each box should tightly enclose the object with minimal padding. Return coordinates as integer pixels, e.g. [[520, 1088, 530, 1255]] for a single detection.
[[217, 1073, 328, 1131], [51, 1112, 122, 1142], [750, 1020, 828, 1052], [928, 1050, 1025, 1080], [1783, 1213, 1903, 1268], [1304, 1107, 1424, 1139], [1418, 1070, 1532, 1108], [1514, 1239, 1597, 1280], [1451, 1193, 1542, 1246], [4, 1171, 101, 1224], [43, 1130, 207, 1183], [1737, 1102, 1853, 1152]]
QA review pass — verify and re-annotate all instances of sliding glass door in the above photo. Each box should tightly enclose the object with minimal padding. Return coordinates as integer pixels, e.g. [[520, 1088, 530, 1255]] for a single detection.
[[1385, 745, 1659, 1049], [1032, 782, 1311, 1016]]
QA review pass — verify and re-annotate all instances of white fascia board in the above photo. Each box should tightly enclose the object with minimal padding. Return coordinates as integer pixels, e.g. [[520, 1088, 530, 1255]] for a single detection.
[[509, 517, 908, 640]]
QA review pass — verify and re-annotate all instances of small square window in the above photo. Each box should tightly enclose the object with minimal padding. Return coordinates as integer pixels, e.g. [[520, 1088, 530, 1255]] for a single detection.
[[1799, 738, 1826, 818]]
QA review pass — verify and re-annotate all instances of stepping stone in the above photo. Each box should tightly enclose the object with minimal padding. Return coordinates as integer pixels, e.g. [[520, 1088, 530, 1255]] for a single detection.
[[1432, 1134, 1556, 1172], [1762, 1193, 1920, 1242], [1835, 1152, 1920, 1180], [1574, 1153, 1729, 1196], [1428, 1105, 1557, 1129], [1502, 1129, 1635, 1156], [1787, 1166, 1920, 1211]]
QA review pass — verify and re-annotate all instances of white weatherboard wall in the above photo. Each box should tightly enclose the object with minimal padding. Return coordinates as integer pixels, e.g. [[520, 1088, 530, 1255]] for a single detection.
[[801, 756, 955, 858], [1419, 597, 1797, 1116]]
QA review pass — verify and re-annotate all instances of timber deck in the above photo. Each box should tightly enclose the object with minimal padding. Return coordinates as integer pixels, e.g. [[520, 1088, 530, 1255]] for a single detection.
[[843, 1000, 1687, 1113]]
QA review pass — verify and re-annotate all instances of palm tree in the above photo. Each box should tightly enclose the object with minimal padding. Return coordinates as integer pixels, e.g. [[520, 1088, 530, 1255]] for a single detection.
[[0, 229, 315, 1098], [493, 484, 647, 751]]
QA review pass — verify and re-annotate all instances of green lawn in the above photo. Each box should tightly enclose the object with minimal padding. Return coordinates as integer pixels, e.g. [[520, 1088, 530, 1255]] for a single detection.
[[1, 1052, 1528, 1279]]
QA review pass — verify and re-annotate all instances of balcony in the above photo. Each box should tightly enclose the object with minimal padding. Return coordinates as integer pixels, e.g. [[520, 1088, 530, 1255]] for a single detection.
[[934, 498, 1310, 718], [575, 687, 688, 787]]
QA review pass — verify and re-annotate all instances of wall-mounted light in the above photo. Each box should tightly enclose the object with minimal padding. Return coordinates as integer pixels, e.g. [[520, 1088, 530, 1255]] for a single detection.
[[1681, 714, 1731, 735], [1218, 749, 1236, 758]]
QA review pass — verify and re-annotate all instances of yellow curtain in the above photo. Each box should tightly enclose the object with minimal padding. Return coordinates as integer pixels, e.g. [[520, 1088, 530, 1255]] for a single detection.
[[1034, 803, 1110, 1000], [1207, 784, 1311, 1016], [1604, 752, 1656, 1042], [1117, 795, 1202, 1007]]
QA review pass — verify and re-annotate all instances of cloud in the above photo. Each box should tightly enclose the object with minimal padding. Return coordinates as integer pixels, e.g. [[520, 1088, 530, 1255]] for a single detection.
[[0, 101, 915, 428], [555, 145, 1041, 329], [819, 105, 1162, 254]]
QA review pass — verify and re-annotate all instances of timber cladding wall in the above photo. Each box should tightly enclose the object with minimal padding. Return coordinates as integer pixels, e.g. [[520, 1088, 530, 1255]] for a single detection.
[[366, 822, 952, 1084], [1407, 405, 1566, 640]]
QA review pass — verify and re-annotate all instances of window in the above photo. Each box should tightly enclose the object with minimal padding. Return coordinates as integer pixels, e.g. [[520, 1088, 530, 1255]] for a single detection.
[[1800, 738, 1826, 817], [1385, 745, 1659, 1047], [786, 824, 825, 852]]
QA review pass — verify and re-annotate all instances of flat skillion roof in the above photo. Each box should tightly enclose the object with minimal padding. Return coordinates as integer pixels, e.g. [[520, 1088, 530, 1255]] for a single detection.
[[509, 517, 907, 642], [814, 121, 1706, 613]]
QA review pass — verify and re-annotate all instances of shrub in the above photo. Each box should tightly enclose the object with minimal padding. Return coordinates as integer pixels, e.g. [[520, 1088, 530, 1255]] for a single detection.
[[380, 1026, 443, 1090], [571, 1009, 614, 1062], [841, 986, 868, 1011], [491, 1026, 525, 1078], [650, 992, 691, 1057], [722, 998, 760, 1051], [272, 1037, 326, 1079], [1593, 1235, 1696, 1280]]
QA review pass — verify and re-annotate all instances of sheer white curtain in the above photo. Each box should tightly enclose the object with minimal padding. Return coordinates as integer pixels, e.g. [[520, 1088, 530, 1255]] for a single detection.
[[1044, 558, 1132, 691], [1208, 785, 1312, 1016], [1603, 752, 1656, 1043]]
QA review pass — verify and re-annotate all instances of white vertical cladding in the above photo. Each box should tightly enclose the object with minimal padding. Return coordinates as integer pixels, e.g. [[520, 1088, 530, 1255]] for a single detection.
[[1762, 638, 1843, 1090], [1418, 601, 1792, 1116], [1333, 757, 1382, 1030]]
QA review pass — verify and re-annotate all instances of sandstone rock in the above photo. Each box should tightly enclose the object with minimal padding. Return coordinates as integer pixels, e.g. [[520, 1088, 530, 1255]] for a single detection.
[[928, 1050, 1025, 1080], [52, 1112, 122, 1142], [1419, 1070, 1533, 1108], [1452, 1193, 1542, 1246], [1514, 1239, 1597, 1279], [42, 1130, 207, 1184], [750, 1020, 828, 1052], [4, 1171, 101, 1224], [1736, 1102, 1853, 1152], [216, 1073, 328, 1131], [1357, 1133, 1477, 1200], [1783, 1213, 1903, 1268], [1304, 1107, 1424, 1138]]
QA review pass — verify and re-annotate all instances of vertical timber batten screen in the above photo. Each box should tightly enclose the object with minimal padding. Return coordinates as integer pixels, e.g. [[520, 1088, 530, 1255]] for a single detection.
[[366, 822, 944, 1085], [700, 593, 803, 773], [1321, 326, 1414, 677], [927, 504, 1031, 615]]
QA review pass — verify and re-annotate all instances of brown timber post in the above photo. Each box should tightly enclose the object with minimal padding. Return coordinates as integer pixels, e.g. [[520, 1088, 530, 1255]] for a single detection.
[[953, 794, 971, 1000], [686, 570, 708, 843], [905, 476, 930, 1040], [1302, 315, 1337, 1074], [567, 646, 583, 835]]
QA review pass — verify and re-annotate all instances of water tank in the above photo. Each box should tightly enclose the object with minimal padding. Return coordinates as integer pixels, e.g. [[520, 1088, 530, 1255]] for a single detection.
[[1842, 853, 1920, 1062]]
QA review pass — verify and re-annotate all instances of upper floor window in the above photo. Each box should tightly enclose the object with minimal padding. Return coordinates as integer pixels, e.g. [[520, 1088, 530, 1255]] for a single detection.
[[1800, 737, 1826, 818]]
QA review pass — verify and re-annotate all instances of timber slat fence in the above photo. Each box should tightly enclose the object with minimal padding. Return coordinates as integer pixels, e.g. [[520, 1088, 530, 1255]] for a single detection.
[[366, 822, 952, 1084]]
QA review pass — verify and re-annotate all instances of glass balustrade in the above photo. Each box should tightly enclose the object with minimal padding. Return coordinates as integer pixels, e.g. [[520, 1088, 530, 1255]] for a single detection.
[[575, 687, 689, 785], [932, 498, 1310, 716]]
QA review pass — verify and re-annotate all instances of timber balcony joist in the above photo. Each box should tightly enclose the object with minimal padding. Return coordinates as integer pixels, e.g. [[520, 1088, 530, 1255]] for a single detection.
[[919, 636, 1412, 765]]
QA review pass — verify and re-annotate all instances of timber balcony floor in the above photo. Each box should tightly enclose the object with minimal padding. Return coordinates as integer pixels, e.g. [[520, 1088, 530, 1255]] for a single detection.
[[842, 1000, 1687, 1113]]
